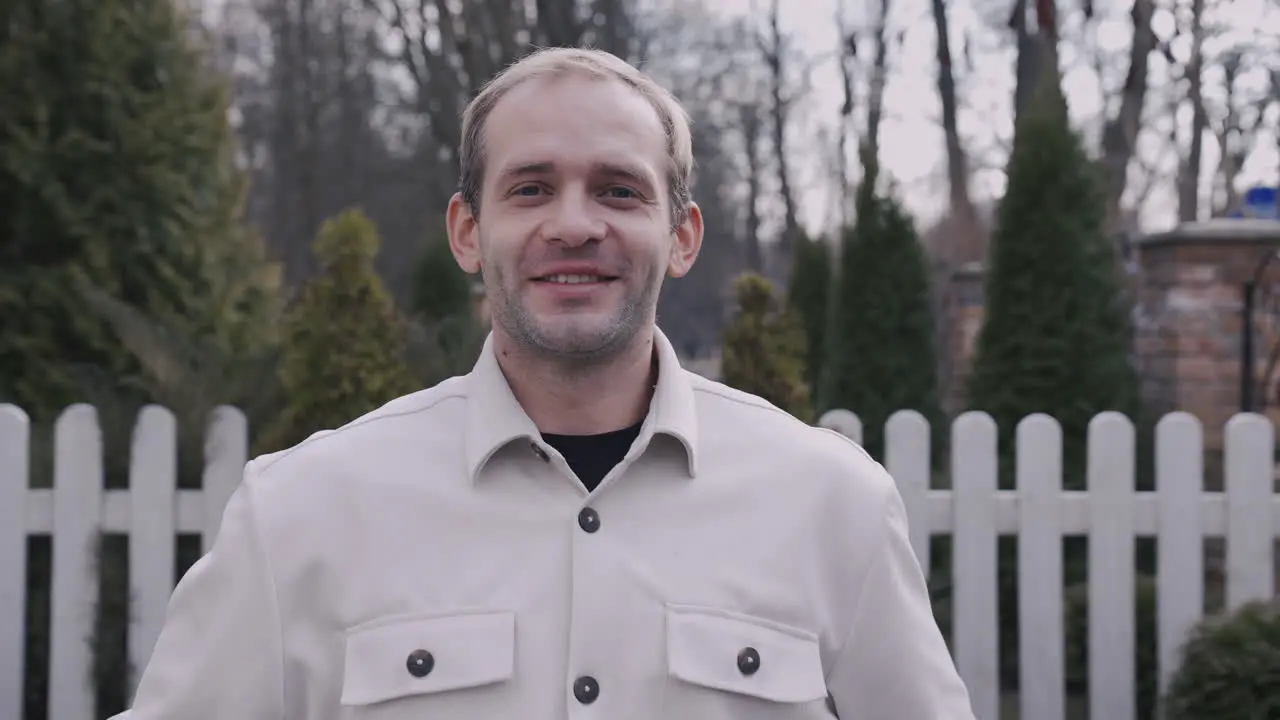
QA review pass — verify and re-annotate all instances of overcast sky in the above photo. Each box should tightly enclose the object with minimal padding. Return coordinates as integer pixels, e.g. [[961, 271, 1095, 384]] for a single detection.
[[708, 0, 1280, 238]]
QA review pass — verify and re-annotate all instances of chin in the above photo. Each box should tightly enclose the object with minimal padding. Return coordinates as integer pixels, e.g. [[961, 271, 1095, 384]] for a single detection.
[[529, 320, 635, 356]]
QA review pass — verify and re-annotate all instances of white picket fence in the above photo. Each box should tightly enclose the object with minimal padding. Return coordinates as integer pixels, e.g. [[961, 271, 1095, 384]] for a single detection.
[[1, 403, 1278, 720]]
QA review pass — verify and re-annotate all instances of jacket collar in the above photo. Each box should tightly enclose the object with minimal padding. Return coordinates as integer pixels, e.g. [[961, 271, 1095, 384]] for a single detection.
[[463, 327, 699, 482]]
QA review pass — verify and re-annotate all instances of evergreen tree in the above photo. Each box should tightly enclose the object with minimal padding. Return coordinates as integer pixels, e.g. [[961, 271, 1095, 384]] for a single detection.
[[965, 72, 1138, 490], [786, 233, 832, 403], [0, 0, 261, 421], [821, 149, 942, 461], [258, 209, 419, 454], [720, 273, 813, 421]]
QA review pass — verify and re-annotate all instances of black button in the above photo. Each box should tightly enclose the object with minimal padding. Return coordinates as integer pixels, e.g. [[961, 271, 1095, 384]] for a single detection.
[[573, 675, 599, 704], [531, 442, 549, 461], [406, 649, 434, 678], [737, 647, 760, 675], [578, 507, 600, 533]]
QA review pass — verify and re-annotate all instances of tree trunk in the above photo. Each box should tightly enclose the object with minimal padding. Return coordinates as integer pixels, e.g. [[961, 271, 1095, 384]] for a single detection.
[[929, 0, 978, 263], [836, 4, 857, 230], [1099, 0, 1157, 236], [864, 0, 890, 158], [764, 0, 799, 252], [742, 105, 765, 273], [1177, 0, 1207, 222]]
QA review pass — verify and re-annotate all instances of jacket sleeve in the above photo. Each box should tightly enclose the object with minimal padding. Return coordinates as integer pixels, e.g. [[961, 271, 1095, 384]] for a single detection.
[[109, 461, 284, 719], [825, 482, 976, 720]]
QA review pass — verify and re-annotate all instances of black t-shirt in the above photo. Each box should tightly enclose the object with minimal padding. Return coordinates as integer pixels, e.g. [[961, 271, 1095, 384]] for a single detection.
[[542, 421, 643, 493]]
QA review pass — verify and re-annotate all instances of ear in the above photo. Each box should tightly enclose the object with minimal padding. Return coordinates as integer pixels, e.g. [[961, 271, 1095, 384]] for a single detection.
[[667, 202, 704, 278], [446, 193, 483, 274]]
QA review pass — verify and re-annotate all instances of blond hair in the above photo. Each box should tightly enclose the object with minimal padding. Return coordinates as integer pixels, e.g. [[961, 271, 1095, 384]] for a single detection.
[[457, 47, 694, 226]]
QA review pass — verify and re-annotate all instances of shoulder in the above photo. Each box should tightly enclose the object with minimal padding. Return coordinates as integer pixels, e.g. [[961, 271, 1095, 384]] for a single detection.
[[217, 376, 477, 575], [248, 375, 470, 490], [688, 373, 897, 508], [688, 374, 902, 585]]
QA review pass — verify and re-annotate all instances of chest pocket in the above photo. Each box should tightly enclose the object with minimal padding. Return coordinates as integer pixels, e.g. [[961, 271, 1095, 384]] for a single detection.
[[665, 603, 828, 705], [339, 610, 515, 706]]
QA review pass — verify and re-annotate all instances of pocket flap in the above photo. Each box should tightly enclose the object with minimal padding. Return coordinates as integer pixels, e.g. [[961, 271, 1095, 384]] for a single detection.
[[665, 604, 827, 703], [340, 610, 515, 706]]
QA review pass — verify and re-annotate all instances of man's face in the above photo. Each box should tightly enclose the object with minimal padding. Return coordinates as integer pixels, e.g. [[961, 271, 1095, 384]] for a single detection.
[[447, 73, 702, 362]]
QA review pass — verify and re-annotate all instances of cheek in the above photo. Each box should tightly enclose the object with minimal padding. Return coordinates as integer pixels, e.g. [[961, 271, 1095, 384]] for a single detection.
[[478, 235, 526, 279], [475, 225, 507, 268]]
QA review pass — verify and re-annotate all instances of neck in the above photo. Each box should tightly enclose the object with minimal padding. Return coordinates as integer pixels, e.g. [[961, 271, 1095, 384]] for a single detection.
[[494, 329, 658, 435]]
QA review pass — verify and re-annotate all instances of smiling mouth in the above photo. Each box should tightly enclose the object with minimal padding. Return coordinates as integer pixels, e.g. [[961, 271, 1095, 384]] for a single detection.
[[533, 273, 619, 284]]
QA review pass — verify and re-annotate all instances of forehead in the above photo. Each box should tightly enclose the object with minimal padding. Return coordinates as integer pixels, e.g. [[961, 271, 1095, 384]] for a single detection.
[[482, 73, 668, 184]]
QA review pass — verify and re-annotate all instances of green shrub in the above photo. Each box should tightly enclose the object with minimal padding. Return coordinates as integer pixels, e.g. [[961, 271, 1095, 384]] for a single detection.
[[406, 228, 484, 383], [256, 208, 419, 453], [720, 272, 813, 421], [410, 230, 474, 324], [1163, 598, 1280, 720]]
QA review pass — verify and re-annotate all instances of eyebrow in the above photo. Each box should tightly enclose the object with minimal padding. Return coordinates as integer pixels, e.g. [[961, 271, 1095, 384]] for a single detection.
[[499, 161, 656, 189]]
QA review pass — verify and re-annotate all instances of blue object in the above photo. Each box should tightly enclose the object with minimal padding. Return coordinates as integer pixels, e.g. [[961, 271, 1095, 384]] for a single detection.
[[1242, 186, 1279, 219]]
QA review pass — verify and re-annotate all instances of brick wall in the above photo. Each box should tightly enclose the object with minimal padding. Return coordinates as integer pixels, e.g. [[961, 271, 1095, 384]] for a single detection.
[[1135, 219, 1280, 456], [940, 219, 1280, 463]]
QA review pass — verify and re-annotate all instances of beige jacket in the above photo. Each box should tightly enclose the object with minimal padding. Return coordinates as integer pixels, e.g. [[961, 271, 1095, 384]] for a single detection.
[[111, 328, 975, 720]]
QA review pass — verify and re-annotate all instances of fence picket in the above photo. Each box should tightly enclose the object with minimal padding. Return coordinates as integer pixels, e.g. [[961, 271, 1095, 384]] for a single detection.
[[1224, 413, 1276, 609], [49, 405, 103, 720], [1155, 413, 1204, 699], [0, 405, 29, 720], [128, 406, 177, 700], [201, 406, 248, 552], [885, 410, 931, 570], [950, 411, 1000, 720], [1017, 414, 1065, 720], [817, 408, 862, 445], [1087, 412, 1137, 720]]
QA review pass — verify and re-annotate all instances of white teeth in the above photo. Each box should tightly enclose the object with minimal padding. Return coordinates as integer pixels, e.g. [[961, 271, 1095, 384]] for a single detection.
[[544, 274, 606, 284]]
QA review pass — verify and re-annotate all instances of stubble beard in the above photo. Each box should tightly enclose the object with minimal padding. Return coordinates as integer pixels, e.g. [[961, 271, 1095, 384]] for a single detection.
[[488, 262, 661, 368]]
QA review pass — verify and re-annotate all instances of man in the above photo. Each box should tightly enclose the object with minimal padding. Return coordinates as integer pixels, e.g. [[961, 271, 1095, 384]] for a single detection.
[[112, 48, 975, 720]]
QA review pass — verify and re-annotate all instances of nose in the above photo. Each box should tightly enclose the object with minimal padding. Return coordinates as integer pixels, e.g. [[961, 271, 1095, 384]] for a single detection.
[[544, 190, 605, 247]]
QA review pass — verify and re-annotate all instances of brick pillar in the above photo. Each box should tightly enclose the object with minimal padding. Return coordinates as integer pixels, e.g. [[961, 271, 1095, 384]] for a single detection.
[[1135, 219, 1280, 456]]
